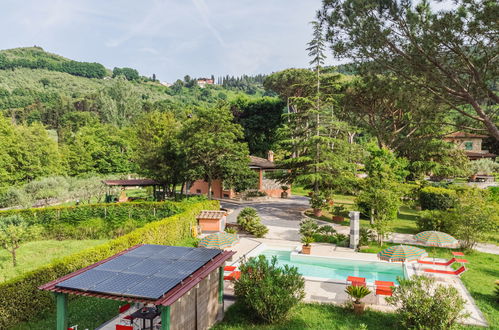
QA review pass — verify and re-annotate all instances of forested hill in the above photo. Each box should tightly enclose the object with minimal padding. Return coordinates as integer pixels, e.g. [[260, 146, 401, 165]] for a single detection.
[[0, 47, 270, 128]]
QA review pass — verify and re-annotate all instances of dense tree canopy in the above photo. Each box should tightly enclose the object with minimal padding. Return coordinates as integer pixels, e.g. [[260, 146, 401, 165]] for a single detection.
[[320, 0, 499, 140]]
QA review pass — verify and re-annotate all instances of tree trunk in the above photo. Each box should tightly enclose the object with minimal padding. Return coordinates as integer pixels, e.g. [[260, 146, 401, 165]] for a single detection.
[[207, 179, 212, 200], [11, 249, 17, 267], [370, 209, 374, 225]]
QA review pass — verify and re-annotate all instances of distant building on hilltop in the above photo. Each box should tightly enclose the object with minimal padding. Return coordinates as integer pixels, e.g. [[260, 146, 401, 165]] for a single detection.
[[197, 78, 214, 88], [444, 132, 496, 160]]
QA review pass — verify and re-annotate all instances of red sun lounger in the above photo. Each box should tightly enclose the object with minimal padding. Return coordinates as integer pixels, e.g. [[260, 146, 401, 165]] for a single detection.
[[423, 266, 467, 276], [417, 257, 468, 266], [224, 265, 237, 272], [224, 271, 241, 281], [347, 276, 366, 287], [374, 280, 394, 296]]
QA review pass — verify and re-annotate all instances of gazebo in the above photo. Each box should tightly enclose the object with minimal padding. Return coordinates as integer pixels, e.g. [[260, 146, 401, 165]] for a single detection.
[[39, 244, 235, 330], [102, 179, 162, 201]]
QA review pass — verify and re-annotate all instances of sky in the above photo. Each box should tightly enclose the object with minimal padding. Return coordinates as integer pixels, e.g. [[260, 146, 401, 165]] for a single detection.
[[0, 0, 327, 82]]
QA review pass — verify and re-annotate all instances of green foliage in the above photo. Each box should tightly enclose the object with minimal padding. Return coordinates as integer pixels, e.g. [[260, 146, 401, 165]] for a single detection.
[[0, 215, 42, 266], [182, 106, 254, 199], [0, 200, 201, 240], [309, 192, 328, 209], [236, 207, 268, 238], [112, 67, 139, 81], [234, 255, 305, 324], [489, 186, 499, 203], [0, 199, 218, 328], [230, 96, 285, 157], [345, 285, 371, 304], [299, 218, 318, 245], [224, 226, 237, 234], [359, 227, 375, 247], [468, 159, 499, 175], [419, 186, 457, 210], [0, 47, 106, 78], [386, 275, 469, 330], [417, 210, 454, 234]]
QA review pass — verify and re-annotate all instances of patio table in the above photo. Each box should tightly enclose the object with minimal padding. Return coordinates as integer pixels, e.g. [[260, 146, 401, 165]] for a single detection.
[[130, 307, 160, 330]]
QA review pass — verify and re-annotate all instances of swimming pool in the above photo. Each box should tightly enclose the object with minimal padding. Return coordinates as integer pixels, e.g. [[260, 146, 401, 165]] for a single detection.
[[258, 249, 405, 284]]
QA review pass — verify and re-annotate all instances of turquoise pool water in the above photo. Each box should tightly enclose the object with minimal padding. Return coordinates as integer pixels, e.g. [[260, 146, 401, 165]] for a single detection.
[[259, 249, 405, 284]]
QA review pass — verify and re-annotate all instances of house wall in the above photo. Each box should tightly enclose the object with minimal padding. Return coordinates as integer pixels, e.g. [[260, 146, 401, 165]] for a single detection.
[[198, 216, 226, 232], [188, 169, 290, 199], [169, 267, 221, 330], [445, 137, 483, 152]]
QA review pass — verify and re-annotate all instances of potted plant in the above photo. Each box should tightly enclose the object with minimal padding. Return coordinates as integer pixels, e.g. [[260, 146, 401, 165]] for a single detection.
[[299, 218, 318, 254], [332, 205, 347, 223], [301, 235, 314, 254], [345, 285, 371, 315], [281, 186, 289, 198], [309, 193, 327, 217]]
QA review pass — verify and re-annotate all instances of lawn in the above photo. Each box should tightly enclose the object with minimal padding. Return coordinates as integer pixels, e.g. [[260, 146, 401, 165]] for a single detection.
[[214, 302, 400, 330], [10, 237, 199, 329], [0, 239, 107, 282], [360, 243, 499, 327]]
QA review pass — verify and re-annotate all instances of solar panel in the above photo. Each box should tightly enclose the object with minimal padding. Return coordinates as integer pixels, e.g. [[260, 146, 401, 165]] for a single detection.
[[90, 273, 145, 295], [180, 248, 221, 261], [94, 255, 143, 272], [55, 244, 222, 299], [57, 269, 116, 291]]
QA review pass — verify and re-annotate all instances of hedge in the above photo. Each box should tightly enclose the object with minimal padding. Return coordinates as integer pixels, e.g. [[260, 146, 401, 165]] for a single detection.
[[0, 199, 219, 329], [0, 200, 198, 227], [419, 186, 457, 210]]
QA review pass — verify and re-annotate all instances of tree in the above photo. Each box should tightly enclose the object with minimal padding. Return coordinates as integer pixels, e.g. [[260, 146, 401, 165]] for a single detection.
[[320, 0, 499, 140], [96, 76, 142, 128], [181, 106, 253, 199], [134, 111, 187, 196], [0, 215, 41, 266], [387, 275, 469, 330], [112, 67, 140, 81], [230, 96, 285, 157], [356, 146, 405, 242]]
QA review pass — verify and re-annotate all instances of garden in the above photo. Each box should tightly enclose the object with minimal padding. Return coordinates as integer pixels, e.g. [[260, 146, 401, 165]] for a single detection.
[[0, 196, 217, 329]]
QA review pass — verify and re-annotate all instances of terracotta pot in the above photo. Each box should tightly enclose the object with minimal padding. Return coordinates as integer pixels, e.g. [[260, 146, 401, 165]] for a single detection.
[[281, 191, 288, 199], [332, 216, 344, 223], [302, 245, 312, 254], [313, 208, 323, 217], [353, 302, 365, 315]]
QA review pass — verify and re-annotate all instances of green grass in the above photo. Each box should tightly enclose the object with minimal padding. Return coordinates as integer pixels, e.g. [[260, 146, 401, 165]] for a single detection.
[[360, 243, 499, 327], [213, 302, 400, 330], [306, 205, 419, 235], [0, 239, 107, 282], [11, 297, 121, 330], [8, 237, 199, 329]]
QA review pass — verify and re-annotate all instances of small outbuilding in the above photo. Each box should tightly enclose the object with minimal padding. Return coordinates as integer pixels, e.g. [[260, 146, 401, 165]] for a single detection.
[[39, 244, 235, 330], [196, 210, 227, 233]]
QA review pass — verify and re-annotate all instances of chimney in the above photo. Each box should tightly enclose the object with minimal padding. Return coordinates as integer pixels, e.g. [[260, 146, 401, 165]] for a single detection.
[[267, 150, 274, 162]]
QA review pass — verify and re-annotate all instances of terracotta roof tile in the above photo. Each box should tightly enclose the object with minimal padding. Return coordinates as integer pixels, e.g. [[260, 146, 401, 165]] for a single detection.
[[249, 155, 276, 169], [196, 210, 226, 219], [445, 131, 489, 138]]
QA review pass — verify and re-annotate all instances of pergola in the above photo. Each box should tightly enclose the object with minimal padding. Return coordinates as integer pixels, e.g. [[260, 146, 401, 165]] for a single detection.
[[39, 244, 235, 330], [102, 179, 162, 201]]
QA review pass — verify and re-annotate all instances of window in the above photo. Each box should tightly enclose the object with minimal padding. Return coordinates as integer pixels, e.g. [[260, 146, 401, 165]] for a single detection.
[[196, 189, 201, 194], [464, 141, 473, 150]]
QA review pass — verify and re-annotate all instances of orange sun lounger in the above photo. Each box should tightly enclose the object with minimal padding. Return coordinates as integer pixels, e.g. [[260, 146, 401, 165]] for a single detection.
[[417, 257, 468, 266], [224, 271, 241, 281], [423, 266, 467, 276], [346, 276, 366, 287]]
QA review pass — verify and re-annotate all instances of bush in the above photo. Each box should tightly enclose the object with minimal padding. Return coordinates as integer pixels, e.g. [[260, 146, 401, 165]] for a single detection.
[[359, 227, 375, 246], [234, 255, 305, 324], [0, 187, 31, 208], [488, 186, 499, 203], [0, 199, 218, 329], [237, 207, 268, 238], [417, 210, 455, 233], [419, 186, 457, 210], [386, 276, 469, 330]]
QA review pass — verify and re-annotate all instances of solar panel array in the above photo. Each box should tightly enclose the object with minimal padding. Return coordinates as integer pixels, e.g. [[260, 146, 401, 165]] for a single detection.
[[56, 245, 222, 300]]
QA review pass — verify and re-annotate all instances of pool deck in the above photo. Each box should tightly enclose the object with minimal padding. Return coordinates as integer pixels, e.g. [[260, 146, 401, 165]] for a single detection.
[[225, 237, 488, 327]]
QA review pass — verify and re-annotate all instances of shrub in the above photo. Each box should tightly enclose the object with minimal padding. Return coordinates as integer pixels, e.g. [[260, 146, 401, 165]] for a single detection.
[[0, 215, 42, 266], [419, 186, 457, 210], [468, 158, 499, 175], [0, 199, 218, 329], [237, 207, 268, 238], [359, 227, 375, 246], [0, 187, 32, 208], [488, 186, 499, 203], [224, 226, 237, 234], [345, 285, 371, 304], [234, 255, 305, 324], [386, 276, 469, 330], [299, 218, 318, 245], [417, 210, 455, 233]]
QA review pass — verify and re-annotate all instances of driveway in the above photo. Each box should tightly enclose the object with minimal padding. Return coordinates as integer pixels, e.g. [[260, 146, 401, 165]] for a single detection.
[[221, 196, 309, 241]]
